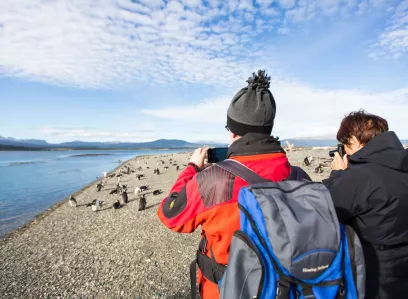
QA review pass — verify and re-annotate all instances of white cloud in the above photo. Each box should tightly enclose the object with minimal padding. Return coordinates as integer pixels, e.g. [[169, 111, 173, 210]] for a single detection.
[[0, 0, 397, 89], [141, 80, 408, 140], [374, 0, 408, 58], [0, 0, 270, 89]]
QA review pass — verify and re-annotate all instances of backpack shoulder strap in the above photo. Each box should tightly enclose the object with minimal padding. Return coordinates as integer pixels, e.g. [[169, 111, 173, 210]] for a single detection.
[[216, 159, 267, 184], [217, 159, 303, 184]]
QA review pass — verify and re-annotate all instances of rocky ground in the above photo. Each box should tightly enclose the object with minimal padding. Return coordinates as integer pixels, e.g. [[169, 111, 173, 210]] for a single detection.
[[0, 149, 333, 299]]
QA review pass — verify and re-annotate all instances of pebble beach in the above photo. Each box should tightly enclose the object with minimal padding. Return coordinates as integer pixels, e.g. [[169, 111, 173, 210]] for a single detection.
[[0, 149, 333, 299]]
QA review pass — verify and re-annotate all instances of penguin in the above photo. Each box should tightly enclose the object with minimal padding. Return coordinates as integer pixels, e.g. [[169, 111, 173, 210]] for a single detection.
[[156, 168, 160, 175], [164, 166, 169, 169], [109, 186, 119, 195], [152, 189, 162, 196], [138, 194, 146, 211], [303, 156, 313, 166], [134, 187, 141, 195], [120, 184, 128, 193], [176, 166, 180, 171], [68, 196, 77, 207], [122, 191, 128, 204], [112, 200, 121, 210], [139, 185, 148, 192], [86, 199, 97, 207], [96, 182, 104, 192], [314, 164, 324, 174], [92, 200, 103, 212]]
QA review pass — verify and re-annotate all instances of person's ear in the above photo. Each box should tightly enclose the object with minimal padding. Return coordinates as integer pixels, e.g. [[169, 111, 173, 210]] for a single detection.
[[350, 136, 364, 149]]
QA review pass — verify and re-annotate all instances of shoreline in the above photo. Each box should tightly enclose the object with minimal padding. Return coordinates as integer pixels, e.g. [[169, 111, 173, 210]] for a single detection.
[[0, 155, 136, 242], [1, 151, 190, 242]]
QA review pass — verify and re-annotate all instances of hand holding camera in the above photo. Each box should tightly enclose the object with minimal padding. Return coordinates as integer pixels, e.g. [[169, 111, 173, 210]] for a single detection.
[[329, 144, 348, 170]]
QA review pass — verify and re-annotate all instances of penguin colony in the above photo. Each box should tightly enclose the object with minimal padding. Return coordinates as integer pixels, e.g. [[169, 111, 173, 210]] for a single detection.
[[67, 154, 184, 212]]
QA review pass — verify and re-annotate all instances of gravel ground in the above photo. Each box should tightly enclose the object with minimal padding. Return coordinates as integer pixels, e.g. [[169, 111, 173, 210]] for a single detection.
[[0, 149, 334, 299]]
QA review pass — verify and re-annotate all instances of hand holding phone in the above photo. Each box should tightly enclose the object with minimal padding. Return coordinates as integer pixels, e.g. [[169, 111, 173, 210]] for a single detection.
[[189, 147, 209, 170]]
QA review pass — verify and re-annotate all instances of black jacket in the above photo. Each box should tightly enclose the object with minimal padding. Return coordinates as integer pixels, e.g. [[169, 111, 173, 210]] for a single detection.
[[324, 131, 408, 299]]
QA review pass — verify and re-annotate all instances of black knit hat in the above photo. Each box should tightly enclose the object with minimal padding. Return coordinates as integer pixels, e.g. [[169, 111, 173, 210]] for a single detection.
[[227, 70, 276, 136]]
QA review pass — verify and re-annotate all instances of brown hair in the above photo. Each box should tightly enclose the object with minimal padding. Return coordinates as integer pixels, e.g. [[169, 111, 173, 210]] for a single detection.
[[337, 110, 389, 145]]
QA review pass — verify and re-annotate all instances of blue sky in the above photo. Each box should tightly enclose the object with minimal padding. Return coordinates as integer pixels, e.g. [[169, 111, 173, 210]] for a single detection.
[[0, 0, 407, 144]]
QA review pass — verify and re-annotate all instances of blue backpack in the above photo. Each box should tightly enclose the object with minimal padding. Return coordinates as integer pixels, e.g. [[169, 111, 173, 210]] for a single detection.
[[192, 160, 365, 299]]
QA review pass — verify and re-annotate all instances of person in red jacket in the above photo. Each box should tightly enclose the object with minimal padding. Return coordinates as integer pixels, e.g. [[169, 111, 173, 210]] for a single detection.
[[157, 70, 310, 299]]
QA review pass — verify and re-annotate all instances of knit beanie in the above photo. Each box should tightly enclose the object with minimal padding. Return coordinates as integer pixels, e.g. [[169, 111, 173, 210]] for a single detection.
[[227, 70, 276, 136]]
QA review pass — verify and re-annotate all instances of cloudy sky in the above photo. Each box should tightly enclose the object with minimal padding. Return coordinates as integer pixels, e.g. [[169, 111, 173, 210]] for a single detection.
[[0, 0, 407, 143]]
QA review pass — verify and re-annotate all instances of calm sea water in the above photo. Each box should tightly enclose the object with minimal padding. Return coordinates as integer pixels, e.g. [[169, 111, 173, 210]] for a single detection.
[[0, 149, 184, 237]]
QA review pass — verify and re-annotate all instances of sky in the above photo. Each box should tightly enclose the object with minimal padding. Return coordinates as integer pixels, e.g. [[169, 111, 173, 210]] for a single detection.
[[0, 0, 407, 144]]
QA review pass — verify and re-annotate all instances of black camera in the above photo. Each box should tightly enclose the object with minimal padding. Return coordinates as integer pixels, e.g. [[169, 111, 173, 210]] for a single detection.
[[329, 144, 346, 158]]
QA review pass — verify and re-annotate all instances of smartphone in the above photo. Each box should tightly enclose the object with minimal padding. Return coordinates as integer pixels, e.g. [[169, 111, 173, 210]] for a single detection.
[[207, 147, 229, 163]]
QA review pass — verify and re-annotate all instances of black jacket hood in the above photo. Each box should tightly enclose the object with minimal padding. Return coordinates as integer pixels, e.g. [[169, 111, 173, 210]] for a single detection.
[[349, 131, 408, 172], [227, 133, 285, 157]]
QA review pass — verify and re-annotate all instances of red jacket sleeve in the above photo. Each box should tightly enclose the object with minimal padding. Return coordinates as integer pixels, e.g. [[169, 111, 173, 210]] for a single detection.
[[157, 165, 215, 233]]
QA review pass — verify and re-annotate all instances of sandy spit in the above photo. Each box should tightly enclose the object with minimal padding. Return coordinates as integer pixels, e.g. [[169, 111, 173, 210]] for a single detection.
[[0, 149, 333, 299]]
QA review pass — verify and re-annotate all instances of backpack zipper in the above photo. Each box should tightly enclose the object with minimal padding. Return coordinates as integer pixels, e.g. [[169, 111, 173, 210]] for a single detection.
[[233, 230, 265, 299], [250, 182, 323, 193]]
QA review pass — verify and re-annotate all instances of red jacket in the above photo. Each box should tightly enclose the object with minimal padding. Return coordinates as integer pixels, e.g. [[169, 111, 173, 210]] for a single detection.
[[158, 134, 294, 299]]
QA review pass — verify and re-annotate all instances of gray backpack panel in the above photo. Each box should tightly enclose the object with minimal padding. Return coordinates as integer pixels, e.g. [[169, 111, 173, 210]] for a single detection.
[[250, 181, 340, 280], [345, 226, 366, 299], [219, 231, 263, 299]]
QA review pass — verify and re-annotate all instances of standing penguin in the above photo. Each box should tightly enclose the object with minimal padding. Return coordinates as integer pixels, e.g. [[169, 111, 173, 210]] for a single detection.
[[68, 196, 77, 207], [138, 194, 146, 211], [96, 182, 103, 192], [112, 200, 121, 210], [122, 191, 128, 204], [92, 200, 103, 212]]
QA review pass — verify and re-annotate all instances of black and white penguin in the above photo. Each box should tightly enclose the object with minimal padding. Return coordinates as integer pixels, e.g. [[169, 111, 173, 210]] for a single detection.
[[314, 164, 324, 174], [112, 200, 121, 210], [122, 191, 128, 204], [139, 185, 148, 192], [68, 196, 77, 207], [86, 199, 97, 207], [96, 182, 104, 192], [303, 156, 313, 166], [138, 194, 146, 211], [176, 166, 180, 171], [152, 189, 162, 196], [109, 185, 119, 195], [92, 200, 103, 212]]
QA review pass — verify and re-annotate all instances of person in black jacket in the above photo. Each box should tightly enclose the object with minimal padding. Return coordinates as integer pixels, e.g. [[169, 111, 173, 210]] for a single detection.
[[324, 110, 408, 299]]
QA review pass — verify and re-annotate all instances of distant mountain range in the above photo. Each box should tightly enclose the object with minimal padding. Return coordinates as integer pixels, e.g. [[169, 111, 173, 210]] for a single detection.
[[0, 136, 406, 151], [0, 136, 226, 150]]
